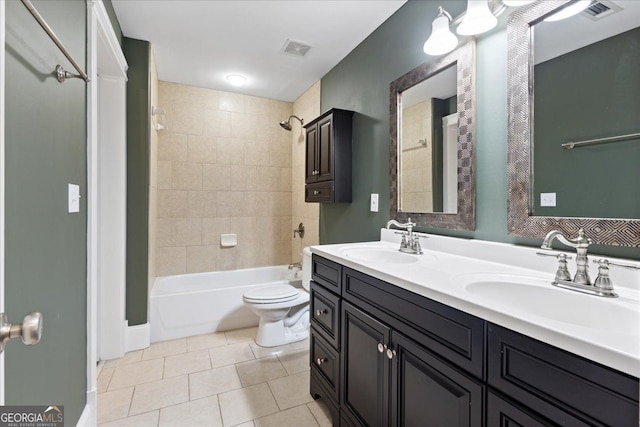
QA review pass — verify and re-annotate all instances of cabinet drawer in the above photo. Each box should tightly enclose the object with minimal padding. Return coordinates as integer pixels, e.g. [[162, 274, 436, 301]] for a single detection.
[[306, 181, 333, 202], [342, 267, 485, 379], [311, 331, 340, 401], [488, 324, 639, 426], [312, 255, 342, 293], [311, 282, 340, 349]]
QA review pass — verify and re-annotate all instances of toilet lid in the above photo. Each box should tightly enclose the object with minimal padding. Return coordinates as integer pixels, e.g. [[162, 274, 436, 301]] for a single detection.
[[243, 284, 299, 303]]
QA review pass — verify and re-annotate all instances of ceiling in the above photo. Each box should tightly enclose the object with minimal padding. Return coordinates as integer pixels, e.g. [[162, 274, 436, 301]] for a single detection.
[[111, 0, 407, 102]]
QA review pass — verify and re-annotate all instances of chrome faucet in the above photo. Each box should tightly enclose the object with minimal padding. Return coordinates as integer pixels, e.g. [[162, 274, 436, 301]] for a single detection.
[[288, 262, 302, 271], [541, 228, 592, 285], [386, 218, 423, 255]]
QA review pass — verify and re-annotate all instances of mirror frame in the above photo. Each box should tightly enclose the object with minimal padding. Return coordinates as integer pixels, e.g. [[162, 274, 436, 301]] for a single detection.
[[507, 0, 640, 247], [390, 40, 476, 230]]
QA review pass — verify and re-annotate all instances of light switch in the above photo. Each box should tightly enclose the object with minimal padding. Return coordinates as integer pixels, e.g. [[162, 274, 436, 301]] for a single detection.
[[540, 192, 556, 207], [370, 193, 379, 212], [68, 184, 80, 213]]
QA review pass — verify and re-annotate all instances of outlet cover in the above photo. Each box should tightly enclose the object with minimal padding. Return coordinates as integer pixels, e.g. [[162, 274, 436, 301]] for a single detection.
[[540, 192, 556, 207], [370, 193, 379, 212]]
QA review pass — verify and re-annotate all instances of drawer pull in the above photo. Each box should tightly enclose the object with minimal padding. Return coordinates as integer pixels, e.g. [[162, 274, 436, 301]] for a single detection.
[[314, 190, 321, 195], [377, 343, 386, 353], [316, 357, 327, 365], [315, 309, 327, 316]]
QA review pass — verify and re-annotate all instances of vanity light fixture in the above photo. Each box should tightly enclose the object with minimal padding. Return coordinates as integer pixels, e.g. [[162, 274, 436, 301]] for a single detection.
[[423, 6, 459, 56], [226, 74, 247, 87], [502, 0, 535, 6], [544, 0, 591, 21], [457, 0, 497, 36]]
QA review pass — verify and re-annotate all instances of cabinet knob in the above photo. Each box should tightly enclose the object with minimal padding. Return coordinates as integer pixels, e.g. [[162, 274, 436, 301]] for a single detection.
[[377, 343, 386, 353], [315, 309, 327, 316], [386, 348, 397, 360], [316, 357, 327, 365], [314, 190, 321, 195]]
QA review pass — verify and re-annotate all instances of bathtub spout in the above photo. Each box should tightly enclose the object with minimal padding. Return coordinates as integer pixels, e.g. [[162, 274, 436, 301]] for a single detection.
[[283, 304, 309, 328]]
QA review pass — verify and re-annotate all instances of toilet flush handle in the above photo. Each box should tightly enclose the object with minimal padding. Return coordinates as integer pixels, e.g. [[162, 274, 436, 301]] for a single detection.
[[0, 312, 43, 354]]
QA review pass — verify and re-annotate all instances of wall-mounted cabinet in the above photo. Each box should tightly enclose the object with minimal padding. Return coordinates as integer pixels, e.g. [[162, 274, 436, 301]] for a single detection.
[[304, 109, 353, 203]]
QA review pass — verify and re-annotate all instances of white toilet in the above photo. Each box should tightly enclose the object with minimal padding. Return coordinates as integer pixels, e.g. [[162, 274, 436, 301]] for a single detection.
[[243, 247, 312, 347]]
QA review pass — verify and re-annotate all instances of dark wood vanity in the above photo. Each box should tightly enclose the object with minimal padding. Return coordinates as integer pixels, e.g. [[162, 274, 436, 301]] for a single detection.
[[309, 254, 640, 427], [304, 108, 353, 203]]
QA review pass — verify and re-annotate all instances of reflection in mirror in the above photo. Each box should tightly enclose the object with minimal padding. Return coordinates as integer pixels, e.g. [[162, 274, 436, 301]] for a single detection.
[[390, 40, 475, 231], [532, 1, 640, 218], [506, 0, 640, 246], [400, 64, 458, 213]]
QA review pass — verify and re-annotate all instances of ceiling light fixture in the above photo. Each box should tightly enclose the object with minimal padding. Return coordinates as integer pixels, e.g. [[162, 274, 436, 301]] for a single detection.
[[457, 0, 497, 36], [423, 6, 459, 56], [544, 0, 591, 21], [502, 0, 535, 6], [226, 74, 247, 87]]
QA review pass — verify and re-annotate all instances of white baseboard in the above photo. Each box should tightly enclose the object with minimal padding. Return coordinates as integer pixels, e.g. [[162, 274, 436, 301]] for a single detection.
[[76, 390, 96, 427], [125, 322, 150, 352]]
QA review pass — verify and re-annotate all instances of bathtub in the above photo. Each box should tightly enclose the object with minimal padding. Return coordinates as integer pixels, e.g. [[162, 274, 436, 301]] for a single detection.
[[150, 266, 302, 342]]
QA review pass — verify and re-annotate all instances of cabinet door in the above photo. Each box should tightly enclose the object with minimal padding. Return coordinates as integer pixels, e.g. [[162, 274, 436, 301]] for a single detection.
[[487, 391, 566, 427], [317, 116, 333, 182], [390, 332, 483, 427], [305, 124, 318, 183], [342, 302, 390, 427]]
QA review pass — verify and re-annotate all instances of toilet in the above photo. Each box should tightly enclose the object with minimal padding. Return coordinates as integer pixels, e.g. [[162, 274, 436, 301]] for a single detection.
[[243, 247, 312, 347]]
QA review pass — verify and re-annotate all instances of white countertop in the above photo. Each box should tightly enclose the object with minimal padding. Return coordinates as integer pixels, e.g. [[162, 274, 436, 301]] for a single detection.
[[310, 229, 640, 377]]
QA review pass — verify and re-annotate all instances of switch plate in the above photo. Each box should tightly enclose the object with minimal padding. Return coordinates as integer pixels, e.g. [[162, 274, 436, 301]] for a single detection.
[[370, 193, 379, 212], [540, 192, 556, 207], [68, 184, 80, 213]]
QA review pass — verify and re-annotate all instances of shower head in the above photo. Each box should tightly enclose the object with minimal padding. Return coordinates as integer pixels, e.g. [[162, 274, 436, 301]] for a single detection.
[[279, 115, 303, 131]]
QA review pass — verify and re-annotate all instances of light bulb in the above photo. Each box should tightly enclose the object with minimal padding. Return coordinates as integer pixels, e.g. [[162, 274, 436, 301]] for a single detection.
[[544, 0, 590, 22], [502, 0, 535, 6], [423, 13, 458, 56], [457, 0, 497, 36]]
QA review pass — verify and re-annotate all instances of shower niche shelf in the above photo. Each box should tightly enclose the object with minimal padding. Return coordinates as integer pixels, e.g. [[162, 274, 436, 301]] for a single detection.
[[304, 108, 354, 203]]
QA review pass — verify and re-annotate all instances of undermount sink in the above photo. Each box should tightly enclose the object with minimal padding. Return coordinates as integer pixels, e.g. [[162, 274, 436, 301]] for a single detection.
[[339, 246, 434, 264], [459, 273, 639, 335]]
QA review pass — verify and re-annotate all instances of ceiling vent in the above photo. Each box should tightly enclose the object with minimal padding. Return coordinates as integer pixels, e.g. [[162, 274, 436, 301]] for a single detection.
[[282, 39, 312, 57], [581, 0, 623, 21]]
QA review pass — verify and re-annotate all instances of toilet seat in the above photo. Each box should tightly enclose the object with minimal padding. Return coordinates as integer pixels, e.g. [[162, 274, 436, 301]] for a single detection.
[[243, 284, 300, 304]]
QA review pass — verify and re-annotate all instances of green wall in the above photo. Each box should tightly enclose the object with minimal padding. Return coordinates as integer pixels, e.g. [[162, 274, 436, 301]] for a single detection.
[[320, 0, 639, 259], [5, 0, 87, 423], [123, 37, 150, 326], [534, 27, 640, 218]]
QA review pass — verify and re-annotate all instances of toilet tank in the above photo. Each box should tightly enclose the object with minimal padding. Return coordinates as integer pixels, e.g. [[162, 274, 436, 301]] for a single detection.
[[302, 246, 312, 291]]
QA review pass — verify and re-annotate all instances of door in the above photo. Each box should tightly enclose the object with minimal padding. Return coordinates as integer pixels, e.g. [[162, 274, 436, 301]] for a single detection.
[[390, 331, 483, 427], [305, 124, 318, 183], [342, 302, 390, 427], [317, 116, 333, 182], [3, 0, 88, 423]]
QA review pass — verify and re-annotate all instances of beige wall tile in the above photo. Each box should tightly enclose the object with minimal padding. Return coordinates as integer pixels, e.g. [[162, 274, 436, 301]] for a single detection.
[[158, 132, 187, 162], [218, 92, 246, 113], [187, 134, 217, 163], [202, 217, 230, 245], [217, 192, 245, 217], [158, 190, 188, 218], [188, 86, 218, 110], [172, 218, 202, 246], [156, 246, 187, 276], [186, 245, 217, 273], [172, 162, 202, 190], [187, 190, 217, 218], [156, 219, 173, 247], [217, 137, 244, 165], [203, 164, 231, 191], [157, 161, 172, 189], [203, 110, 231, 137], [171, 105, 203, 135]]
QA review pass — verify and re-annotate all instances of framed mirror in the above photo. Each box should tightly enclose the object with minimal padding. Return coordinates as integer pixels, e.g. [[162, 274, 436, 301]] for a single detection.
[[390, 40, 476, 230], [507, 0, 640, 246]]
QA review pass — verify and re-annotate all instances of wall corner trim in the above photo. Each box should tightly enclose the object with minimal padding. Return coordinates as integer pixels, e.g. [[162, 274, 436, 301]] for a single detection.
[[125, 321, 151, 352], [76, 392, 96, 427]]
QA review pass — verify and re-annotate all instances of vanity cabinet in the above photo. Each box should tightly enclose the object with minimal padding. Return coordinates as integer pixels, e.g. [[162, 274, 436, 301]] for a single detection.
[[304, 109, 353, 203], [309, 254, 640, 427]]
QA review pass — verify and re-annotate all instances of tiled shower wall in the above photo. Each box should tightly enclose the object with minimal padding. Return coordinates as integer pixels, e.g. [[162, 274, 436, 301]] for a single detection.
[[148, 49, 159, 292], [291, 82, 321, 260], [155, 82, 294, 276]]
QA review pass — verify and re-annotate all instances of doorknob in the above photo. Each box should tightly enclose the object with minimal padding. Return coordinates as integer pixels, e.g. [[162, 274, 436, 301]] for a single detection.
[[0, 312, 43, 354]]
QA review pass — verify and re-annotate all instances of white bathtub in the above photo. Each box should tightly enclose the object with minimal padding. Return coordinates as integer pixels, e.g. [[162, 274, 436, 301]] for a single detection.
[[150, 266, 302, 342]]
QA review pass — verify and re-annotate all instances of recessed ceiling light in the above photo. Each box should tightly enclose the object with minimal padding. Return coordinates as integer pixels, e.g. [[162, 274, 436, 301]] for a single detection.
[[226, 74, 247, 87]]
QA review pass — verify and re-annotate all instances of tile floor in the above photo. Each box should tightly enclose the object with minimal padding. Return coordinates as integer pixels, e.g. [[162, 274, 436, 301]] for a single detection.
[[97, 326, 332, 427]]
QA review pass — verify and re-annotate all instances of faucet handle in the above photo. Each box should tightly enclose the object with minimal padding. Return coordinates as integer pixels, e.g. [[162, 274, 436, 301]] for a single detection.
[[412, 235, 423, 255], [593, 258, 640, 271], [537, 251, 572, 282]]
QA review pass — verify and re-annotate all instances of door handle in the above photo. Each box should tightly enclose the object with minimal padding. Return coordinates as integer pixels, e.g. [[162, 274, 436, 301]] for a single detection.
[[0, 312, 43, 354]]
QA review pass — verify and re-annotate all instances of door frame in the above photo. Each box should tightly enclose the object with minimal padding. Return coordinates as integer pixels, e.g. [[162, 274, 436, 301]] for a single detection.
[[0, 0, 7, 405], [84, 0, 127, 423]]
